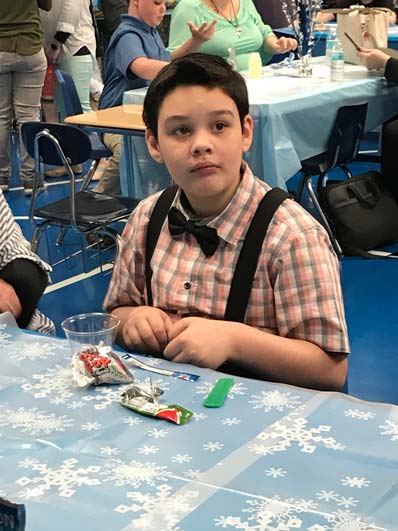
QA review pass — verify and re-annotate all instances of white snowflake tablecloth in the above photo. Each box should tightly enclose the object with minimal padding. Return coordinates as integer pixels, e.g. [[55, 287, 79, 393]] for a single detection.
[[0, 313, 397, 531]]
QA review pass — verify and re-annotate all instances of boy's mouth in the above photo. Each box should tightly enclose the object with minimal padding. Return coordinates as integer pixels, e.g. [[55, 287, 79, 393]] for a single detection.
[[190, 162, 218, 173]]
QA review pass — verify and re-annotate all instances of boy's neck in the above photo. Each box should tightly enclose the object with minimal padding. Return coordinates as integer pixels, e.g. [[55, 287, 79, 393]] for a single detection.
[[128, 6, 150, 25]]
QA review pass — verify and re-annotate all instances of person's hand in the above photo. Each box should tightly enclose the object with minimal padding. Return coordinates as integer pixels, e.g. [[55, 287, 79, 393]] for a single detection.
[[45, 43, 60, 65], [121, 306, 176, 354], [272, 37, 298, 54], [187, 19, 217, 44], [357, 48, 390, 71], [163, 317, 234, 369], [0, 279, 22, 319]]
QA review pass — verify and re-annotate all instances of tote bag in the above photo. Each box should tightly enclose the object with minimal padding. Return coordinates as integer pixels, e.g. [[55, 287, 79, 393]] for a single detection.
[[336, 8, 389, 64]]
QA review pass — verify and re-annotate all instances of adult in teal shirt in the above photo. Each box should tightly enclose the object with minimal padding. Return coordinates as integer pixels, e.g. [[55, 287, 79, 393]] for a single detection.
[[169, 0, 297, 71]]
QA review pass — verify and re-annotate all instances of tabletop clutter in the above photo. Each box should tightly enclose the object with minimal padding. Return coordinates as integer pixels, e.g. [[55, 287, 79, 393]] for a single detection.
[[62, 312, 233, 427]]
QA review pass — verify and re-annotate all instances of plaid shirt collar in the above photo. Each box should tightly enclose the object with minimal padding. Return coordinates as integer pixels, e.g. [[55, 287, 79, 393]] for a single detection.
[[173, 163, 270, 246]]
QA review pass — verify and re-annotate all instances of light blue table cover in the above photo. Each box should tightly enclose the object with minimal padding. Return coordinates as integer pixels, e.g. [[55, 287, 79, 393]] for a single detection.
[[121, 59, 398, 198], [1, 312, 398, 530]]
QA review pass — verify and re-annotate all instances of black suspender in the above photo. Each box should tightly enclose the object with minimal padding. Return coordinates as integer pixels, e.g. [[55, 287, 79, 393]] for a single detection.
[[144, 186, 290, 321], [145, 185, 178, 307]]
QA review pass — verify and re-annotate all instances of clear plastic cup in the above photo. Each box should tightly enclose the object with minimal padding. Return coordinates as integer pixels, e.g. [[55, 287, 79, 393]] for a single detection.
[[61, 312, 120, 355]]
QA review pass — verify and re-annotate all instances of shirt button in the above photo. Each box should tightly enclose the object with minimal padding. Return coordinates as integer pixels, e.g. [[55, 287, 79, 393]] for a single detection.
[[183, 282, 191, 290]]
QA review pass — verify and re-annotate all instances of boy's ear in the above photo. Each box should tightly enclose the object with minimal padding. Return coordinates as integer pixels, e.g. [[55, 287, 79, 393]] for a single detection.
[[242, 114, 254, 153], [145, 129, 164, 164]]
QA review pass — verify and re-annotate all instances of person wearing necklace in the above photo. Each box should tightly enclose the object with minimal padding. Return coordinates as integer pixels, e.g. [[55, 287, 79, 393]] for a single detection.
[[169, 0, 297, 71]]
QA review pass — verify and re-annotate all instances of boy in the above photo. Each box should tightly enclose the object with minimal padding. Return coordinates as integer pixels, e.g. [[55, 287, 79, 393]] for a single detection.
[[94, 0, 216, 195], [104, 53, 349, 390]]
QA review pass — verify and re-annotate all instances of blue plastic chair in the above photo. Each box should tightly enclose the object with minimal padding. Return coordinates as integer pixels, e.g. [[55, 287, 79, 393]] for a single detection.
[[21, 122, 139, 262], [55, 69, 112, 190]]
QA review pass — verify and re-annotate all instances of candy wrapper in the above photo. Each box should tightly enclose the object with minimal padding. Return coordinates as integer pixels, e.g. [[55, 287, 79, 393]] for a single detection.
[[120, 384, 193, 425], [73, 345, 134, 388]]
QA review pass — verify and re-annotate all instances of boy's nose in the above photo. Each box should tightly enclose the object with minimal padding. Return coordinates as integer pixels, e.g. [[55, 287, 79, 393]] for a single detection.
[[191, 133, 212, 156]]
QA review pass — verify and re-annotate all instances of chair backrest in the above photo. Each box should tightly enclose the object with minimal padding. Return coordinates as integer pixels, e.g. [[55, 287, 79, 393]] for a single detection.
[[21, 122, 92, 166], [55, 69, 84, 117], [327, 103, 368, 169]]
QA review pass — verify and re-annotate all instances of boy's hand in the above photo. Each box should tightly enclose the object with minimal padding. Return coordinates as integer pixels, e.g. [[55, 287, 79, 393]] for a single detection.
[[272, 37, 297, 54], [187, 19, 217, 44], [121, 306, 175, 354], [163, 317, 233, 369], [357, 48, 389, 71], [0, 279, 22, 319]]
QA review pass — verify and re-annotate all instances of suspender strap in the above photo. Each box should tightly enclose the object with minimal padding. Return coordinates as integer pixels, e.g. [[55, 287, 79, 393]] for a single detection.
[[224, 187, 290, 322], [145, 185, 178, 306]]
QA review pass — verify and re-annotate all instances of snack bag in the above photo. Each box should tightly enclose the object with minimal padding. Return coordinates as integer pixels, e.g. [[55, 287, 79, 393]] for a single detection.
[[73, 346, 133, 388]]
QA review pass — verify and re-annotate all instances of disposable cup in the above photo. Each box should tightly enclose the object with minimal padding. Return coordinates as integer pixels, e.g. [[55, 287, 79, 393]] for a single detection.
[[61, 312, 120, 355]]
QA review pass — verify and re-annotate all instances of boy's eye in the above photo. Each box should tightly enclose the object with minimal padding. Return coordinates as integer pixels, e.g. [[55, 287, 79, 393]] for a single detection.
[[174, 126, 190, 136], [213, 122, 226, 131]]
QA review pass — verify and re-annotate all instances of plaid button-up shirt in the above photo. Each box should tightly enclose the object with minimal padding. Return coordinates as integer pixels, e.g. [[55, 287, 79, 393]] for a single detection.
[[104, 165, 349, 354]]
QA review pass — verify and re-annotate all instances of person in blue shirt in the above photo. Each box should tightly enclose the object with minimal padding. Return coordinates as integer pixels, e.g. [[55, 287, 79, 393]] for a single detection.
[[94, 0, 216, 196]]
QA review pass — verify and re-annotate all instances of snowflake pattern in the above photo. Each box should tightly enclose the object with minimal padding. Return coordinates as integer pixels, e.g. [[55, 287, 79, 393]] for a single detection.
[[81, 421, 101, 431], [195, 381, 247, 399], [221, 417, 241, 426], [215, 494, 384, 531], [147, 427, 168, 439], [0, 406, 73, 435], [341, 477, 371, 489], [100, 446, 121, 456], [250, 417, 345, 456], [115, 483, 199, 530], [16, 458, 101, 498], [344, 409, 376, 421], [379, 420, 398, 441], [171, 454, 192, 464], [0, 329, 12, 345], [8, 340, 67, 361], [316, 490, 359, 509], [100, 459, 171, 488], [249, 389, 302, 413], [21, 364, 75, 404], [265, 467, 286, 478], [138, 445, 159, 456], [203, 441, 223, 452]]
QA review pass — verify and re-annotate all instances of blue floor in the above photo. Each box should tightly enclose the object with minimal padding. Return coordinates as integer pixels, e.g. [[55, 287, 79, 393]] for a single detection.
[[5, 135, 398, 405]]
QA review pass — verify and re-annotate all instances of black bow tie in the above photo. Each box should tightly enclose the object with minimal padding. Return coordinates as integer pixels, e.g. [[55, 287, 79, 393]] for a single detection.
[[168, 207, 219, 257]]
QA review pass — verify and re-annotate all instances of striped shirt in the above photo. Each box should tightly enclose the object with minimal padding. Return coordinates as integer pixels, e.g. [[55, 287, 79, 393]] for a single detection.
[[0, 191, 54, 334], [104, 165, 349, 354]]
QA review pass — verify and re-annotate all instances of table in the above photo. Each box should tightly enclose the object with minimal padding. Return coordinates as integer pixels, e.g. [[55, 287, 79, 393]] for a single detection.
[[123, 58, 398, 196], [65, 105, 148, 198], [1, 311, 398, 530]]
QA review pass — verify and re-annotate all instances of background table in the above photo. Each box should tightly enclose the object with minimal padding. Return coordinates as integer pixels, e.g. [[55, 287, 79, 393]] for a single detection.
[[1, 312, 398, 530], [122, 58, 398, 197], [65, 105, 146, 198]]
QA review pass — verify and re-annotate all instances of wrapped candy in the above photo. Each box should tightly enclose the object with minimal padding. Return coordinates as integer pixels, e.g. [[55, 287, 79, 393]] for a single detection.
[[73, 345, 133, 388], [120, 383, 193, 425]]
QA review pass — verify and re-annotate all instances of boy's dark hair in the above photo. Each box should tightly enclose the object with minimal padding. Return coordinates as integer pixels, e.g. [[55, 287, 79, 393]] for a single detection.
[[142, 53, 249, 139]]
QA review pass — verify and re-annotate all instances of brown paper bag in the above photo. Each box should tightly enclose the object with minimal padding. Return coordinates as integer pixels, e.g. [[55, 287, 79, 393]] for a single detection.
[[335, 8, 389, 64]]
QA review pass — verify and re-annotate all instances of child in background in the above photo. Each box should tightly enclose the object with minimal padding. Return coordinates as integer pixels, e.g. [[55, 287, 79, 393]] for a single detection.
[[94, 0, 216, 196]]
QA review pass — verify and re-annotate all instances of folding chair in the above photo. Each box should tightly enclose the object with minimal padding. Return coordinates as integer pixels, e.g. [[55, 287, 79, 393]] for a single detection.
[[295, 102, 368, 255], [21, 122, 139, 263], [55, 69, 112, 190]]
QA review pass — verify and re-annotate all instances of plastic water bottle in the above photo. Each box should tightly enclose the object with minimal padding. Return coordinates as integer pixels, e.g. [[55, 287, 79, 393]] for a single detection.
[[325, 27, 337, 59], [330, 38, 345, 82]]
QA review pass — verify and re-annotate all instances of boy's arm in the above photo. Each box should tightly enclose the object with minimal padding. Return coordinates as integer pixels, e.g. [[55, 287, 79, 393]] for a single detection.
[[129, 57, 169, 81], [164, 318, 347, 390]]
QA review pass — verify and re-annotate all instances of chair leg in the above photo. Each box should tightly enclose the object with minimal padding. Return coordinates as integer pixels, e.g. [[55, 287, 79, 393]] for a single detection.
[[80, 159, 99, 191], [55, 227, 68, 246], [307, 179, 342, 256], [296, 171, 307, 202], [31, 227, 42, 253]]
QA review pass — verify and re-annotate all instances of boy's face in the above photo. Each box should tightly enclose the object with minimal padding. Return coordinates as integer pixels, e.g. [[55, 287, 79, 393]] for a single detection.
[[132, 0, 166, 27], [146, 86, 253, 216]]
